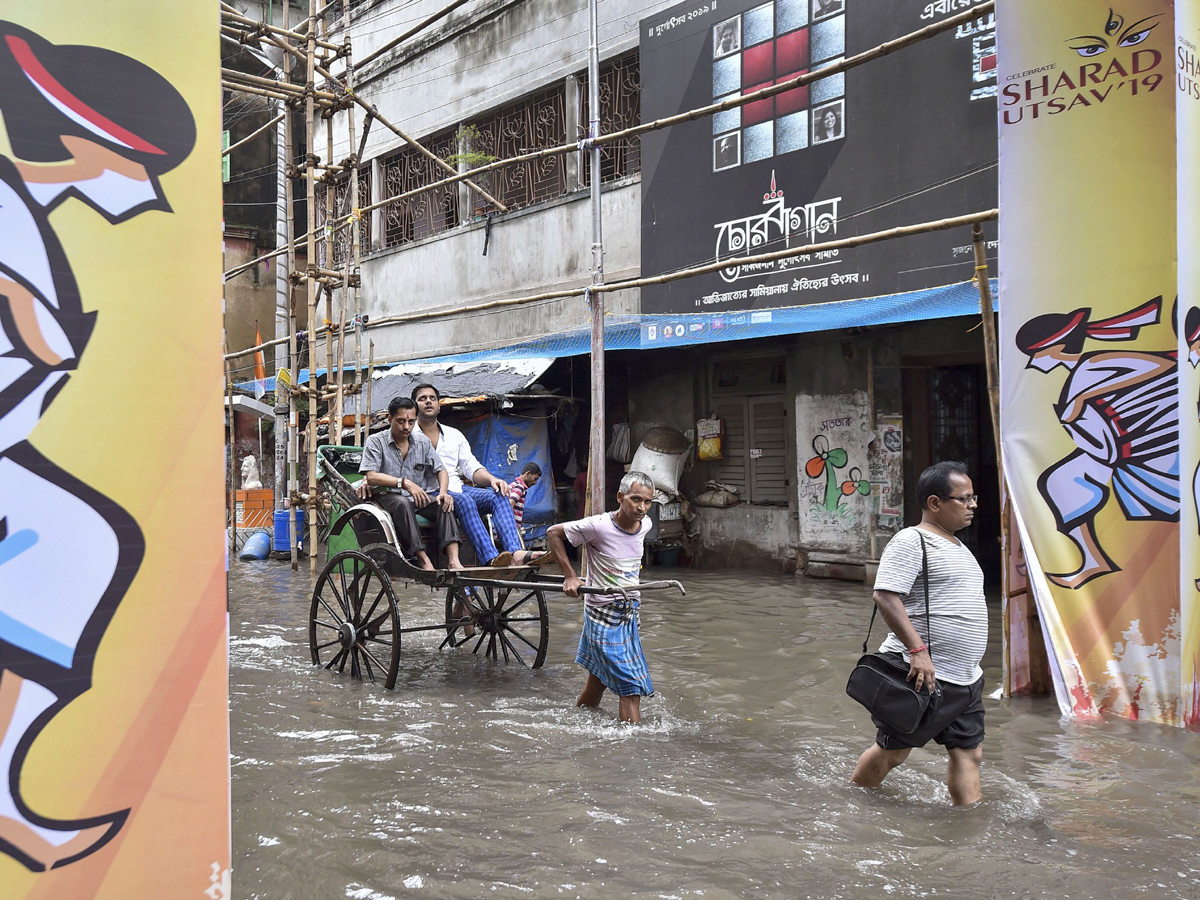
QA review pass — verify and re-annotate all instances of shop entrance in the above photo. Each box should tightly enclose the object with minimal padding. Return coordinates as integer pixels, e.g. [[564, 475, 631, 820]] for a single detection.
[[902, 358, 1001, 584]]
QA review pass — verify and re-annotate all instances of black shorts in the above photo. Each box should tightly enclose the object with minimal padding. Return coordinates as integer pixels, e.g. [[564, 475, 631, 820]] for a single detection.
[[873, 670, 985, 752]]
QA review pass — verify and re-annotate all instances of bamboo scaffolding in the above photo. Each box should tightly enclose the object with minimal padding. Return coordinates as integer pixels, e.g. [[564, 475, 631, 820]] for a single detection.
[[320, 0, 994, 232], [226, 1, 996, 283], [220, 0, 998, 585], [220, 3, 341, 52]]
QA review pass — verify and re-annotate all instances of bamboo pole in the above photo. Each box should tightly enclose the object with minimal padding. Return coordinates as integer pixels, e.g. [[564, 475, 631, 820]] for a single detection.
[[220, 3, 339, 51], [348, 96, 508, 212], [305, 0, 320, 575], [321, 9, 342, 450], [283, 0, 300, 572], [366, 340, 374, 431], [224, 209, 1000, 361], [972, 221, 1008, 693], [972, 223, 1001, 467], [223, 82, 297, 103], [224, 112, 286, 157]]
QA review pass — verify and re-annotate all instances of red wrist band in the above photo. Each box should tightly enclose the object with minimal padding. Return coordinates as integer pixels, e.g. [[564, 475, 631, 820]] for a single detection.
[[908, 643, 927, 655]]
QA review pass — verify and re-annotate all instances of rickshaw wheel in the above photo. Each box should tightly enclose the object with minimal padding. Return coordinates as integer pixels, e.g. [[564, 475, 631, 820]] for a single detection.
[[310, 550, 402, 689], [444, 582, 549, 669]]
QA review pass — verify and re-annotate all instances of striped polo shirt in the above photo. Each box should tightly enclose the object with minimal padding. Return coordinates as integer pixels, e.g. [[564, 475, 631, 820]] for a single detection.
[[873, 526, 988, 686]]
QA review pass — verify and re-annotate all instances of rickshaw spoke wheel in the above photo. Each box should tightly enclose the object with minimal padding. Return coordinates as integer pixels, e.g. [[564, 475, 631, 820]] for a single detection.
[[310, 550, 402, 689], [444, 582, 549, 669]]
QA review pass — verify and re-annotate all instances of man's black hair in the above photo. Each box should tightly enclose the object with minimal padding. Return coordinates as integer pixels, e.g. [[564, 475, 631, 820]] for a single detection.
[[521, 462, 542, 477], [388, 396, 416, 417], [411, 383, 440, 401], [916, 461, 969, 511]]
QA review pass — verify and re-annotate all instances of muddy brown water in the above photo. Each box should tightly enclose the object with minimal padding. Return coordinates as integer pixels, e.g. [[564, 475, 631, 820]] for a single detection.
[[230, 557, 1200, 899]]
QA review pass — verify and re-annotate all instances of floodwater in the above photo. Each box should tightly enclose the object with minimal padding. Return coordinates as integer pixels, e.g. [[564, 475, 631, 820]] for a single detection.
[[230, 557, 1200, 900]]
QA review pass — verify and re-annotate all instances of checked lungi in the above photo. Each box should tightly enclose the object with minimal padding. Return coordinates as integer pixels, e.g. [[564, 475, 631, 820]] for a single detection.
[[575, 600, 654, 697]]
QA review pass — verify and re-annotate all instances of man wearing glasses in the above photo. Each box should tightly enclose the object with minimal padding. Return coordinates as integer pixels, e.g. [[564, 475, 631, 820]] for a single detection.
[[850, 461, 989, 805]]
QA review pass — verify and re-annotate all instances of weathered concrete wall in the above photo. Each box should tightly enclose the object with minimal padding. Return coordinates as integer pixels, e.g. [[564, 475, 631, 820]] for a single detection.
[[795, 390, 872, 556], [223, 233, 308, 369], [693, 505, 796, 572], [358, 179, 640, 362], [332, 0, 671, 161]]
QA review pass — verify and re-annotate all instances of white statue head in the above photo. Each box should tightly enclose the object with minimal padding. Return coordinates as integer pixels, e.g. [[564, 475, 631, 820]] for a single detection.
[[241, 455, 263, 490]]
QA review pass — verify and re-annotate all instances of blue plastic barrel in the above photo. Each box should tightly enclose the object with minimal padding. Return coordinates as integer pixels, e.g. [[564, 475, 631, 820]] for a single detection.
[[273, 509, 306, 553], [238, 531, 271, 561]]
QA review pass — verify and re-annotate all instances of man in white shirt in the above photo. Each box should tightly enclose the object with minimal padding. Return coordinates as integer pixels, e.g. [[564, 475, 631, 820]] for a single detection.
[[412, 384, 545, 567]]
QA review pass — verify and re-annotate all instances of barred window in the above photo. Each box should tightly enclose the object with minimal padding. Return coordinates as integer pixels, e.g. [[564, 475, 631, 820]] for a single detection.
[[381, 130, 459, 248], [467, 84, 568, 216], [580, 50, 642, 185], [318, 167, 371, 268]]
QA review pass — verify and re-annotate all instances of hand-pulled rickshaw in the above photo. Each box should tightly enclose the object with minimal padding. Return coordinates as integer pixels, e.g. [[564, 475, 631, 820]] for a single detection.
[[309, 445, 684, 689]]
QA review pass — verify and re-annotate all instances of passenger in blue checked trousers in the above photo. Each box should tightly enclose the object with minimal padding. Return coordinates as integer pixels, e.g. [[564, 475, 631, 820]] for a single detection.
[[413, 383, 549, 567]]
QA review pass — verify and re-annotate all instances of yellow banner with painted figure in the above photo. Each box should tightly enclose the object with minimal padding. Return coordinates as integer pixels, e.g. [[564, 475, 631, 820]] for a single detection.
[[1178, 3, 1200, 731], [0, 6, 229, 899], [998, 0, 1180, 723]]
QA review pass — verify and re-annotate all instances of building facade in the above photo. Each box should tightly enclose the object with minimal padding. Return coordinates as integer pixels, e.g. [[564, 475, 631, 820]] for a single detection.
[[321, 0, 999, 576]]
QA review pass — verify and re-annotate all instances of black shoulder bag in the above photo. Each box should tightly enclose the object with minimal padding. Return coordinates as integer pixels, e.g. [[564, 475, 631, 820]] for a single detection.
[[846, 531, 941, 734]]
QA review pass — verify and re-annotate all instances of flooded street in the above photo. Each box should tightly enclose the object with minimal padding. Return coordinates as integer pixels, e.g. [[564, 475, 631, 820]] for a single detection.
[[230, 559, 1200, 900]]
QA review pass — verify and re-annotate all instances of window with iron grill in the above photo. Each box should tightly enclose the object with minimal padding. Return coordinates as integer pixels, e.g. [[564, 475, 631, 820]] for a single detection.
[[580, 51, 642, 185], [319, 168, 372, 268], [466, 84, 568, 216], [381, 130, 459, 248]]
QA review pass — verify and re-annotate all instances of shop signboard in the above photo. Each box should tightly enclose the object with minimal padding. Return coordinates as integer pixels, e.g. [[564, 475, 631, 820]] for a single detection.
[[640, 0, 997, 315]]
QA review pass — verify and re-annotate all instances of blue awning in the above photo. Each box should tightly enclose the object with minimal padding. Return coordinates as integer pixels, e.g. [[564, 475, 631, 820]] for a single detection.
[[236, 278, 997, 385]]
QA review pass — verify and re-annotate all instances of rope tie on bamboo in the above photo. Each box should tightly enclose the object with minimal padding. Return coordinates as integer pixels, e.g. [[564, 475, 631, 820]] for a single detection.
[[971, 263, 989, 285], [583, 286, 592, 308], [578, 121, 597, 153]]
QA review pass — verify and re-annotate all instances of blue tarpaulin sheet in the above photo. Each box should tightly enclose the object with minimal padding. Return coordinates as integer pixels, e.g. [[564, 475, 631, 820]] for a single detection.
[[462, 415, 554, 537]]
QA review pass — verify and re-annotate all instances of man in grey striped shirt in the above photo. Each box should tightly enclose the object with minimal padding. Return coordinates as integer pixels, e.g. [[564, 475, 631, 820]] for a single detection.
[[850, 461, 988, 805]]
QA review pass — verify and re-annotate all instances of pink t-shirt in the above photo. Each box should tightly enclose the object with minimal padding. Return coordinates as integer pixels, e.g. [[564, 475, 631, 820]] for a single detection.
[[561, 512, 650, 605]]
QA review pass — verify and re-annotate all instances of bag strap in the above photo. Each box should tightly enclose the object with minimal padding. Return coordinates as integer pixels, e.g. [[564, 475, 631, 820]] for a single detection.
[[862, 528, 933, 659]]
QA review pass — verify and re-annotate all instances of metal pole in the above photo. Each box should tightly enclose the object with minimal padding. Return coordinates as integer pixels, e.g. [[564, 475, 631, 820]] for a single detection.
[[587, 0, 606, 512]]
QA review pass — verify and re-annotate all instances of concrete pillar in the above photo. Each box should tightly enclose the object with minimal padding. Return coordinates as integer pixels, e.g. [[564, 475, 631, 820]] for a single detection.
[[370, 156, 383, 252], [565, 74, 580, 191]]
